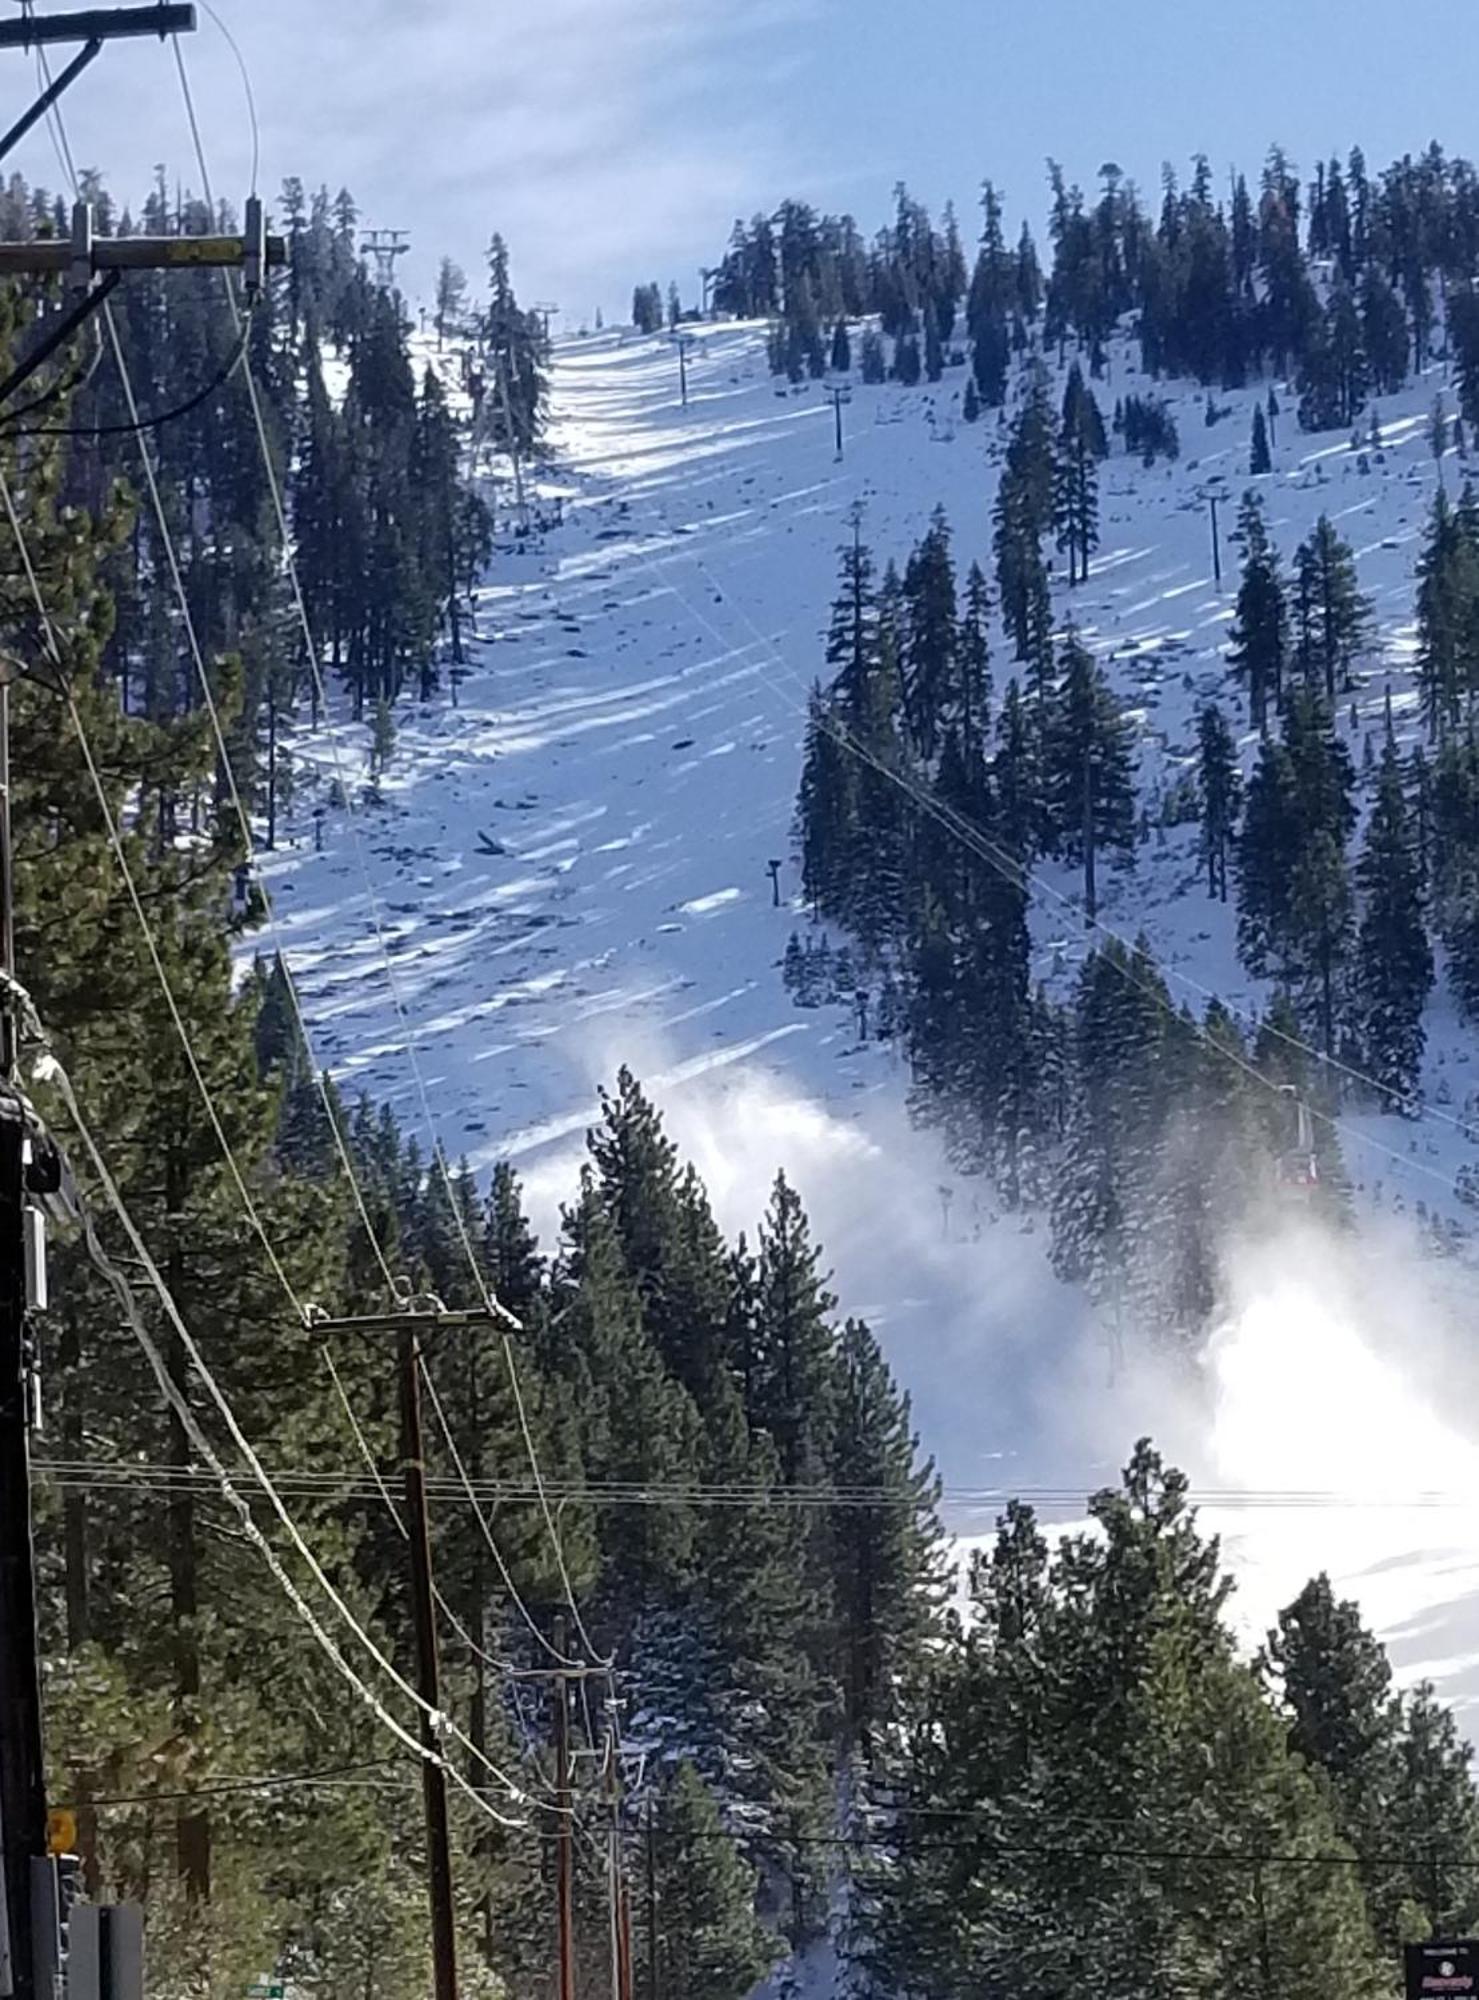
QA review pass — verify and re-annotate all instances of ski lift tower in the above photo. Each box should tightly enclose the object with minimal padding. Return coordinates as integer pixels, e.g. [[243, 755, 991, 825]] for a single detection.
[[532, 300, 559, 344], [361, 228, 409, 291]]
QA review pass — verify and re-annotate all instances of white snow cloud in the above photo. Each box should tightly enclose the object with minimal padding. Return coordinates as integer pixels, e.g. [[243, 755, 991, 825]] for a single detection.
[[1071, 1213, 1479, 1729], [510, 1016, 1094, 1494]]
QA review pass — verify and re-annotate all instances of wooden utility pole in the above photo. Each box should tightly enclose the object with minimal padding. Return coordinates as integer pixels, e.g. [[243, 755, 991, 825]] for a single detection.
[[552, 1620, 576, 2000], [399, 1326, 458, 2000], [644, 1798, 659, 2000], [0, 1104, 44, 2000], [316, 1309, 508, 2000], [602, 1728, 635, 2000], [617, 1874, 634, 2000], [1251, 1857, 1273, 2000]]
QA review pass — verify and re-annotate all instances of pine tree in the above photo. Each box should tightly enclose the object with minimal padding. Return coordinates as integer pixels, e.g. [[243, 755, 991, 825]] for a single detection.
[[484, 1161, 544, 1324], [824, 510, 877, 719], [1289, 826, 1355, 1055], [1047, 630, 1137, 921], [901, 506, 957, 758], [750, 1174, 838, 1488], [971, 313, 1010, 406], [433, 256, 467, 346], [1266, 1573, 1397, 1853], [1197, 701, 1241, 901], [797, 687, 856, 919], [827, 1319, 943, 1758], [1228, 491, 1287, 728], [1239, 692, 1356, 1050], [484, 230, 547, 458], [369, 694, 396, 789], [957, 560, 993, 743], [1237, 739, 1297, 983], [1361, 266, 1409, 395], [554, 1163, 700, 1617], [1432, 395, 1450, 482], [1250, 401, 1272, 474], [1053, 363, 1103, 586], [1415, 486, 1479, 741], [1356, 730, 1433, 1104], [993, 678, 1043, 860], [1291, 515, 1374, 704], [646, 1765, 778, 2000]]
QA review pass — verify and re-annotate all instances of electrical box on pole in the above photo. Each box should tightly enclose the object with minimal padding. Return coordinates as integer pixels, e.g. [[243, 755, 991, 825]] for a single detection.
[[68, 1903, 144, 2000]]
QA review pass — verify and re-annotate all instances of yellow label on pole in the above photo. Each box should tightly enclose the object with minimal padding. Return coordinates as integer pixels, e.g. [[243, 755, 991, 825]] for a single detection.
[[47, 1808, 77, 1855]]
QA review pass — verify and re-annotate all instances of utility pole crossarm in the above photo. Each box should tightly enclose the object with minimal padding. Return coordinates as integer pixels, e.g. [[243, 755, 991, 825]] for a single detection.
[[0, 6, 195, 48], [0, 234, 286, 278], [307, 1307, 506, 1337]]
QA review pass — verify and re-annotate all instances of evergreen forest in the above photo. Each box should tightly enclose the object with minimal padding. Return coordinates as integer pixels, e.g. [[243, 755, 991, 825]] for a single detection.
[[5, 130, 1479, 2000]]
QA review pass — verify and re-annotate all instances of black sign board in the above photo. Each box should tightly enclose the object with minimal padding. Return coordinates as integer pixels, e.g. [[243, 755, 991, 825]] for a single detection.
[[1406, 1941, 1479, 2000]]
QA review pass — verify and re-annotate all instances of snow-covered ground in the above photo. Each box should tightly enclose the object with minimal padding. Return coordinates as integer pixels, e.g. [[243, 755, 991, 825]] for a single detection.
[[266, 319, 1479, 1726]]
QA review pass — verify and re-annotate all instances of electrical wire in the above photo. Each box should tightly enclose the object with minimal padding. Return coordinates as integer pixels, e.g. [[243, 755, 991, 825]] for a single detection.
[[320, 1345, 529, 1680], [168, 35, 610, 1671], [648, 480, 1467, 1154], [417, 1353, 587, 1671], [34, 1459, 1479, 1513], [69, 1759, 407, 1809], [97, 303, 402, 1302], [0, 465, 307, 1318], [188, 6, 260, 200], [45, 1035, 537, 1817], [7, 316, 251, 439], [0, 310, 106, 429], [30, 1036, 527, 1829], [31, 42, 401, 1309], [0, 464, 538, 1814], [580, 1818, 1479, 1870], [623, 502, 1479, 1208]]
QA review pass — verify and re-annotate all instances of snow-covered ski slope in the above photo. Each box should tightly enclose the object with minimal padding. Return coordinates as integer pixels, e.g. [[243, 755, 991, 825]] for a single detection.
[[269, 319, 1479, 1722]]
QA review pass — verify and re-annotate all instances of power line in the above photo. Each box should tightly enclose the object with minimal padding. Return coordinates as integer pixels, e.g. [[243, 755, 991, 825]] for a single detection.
[[32, 1035, 531, 1829], [190, 1, 259, 199], [32, 41, 404, 1312], [68, 1759, 409, 1809], [37, 1456, 1479, 1513], [670, 506, 1473, 1175], [320, 1343, 533, 1683], [0, 469, 529, 1803], [166, 35, 608, 1672], [578, 1818, 1479, 1871], [625, 502, 1476, 1209], [417, 1352, 587, 1671], [0, 464, 308, 1320], [4, 313, 251, 438], [21, 69, 553, 1842]]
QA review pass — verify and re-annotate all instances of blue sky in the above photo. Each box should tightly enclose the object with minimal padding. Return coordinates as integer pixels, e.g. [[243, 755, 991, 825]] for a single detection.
[[4, 0, 1477, 326]]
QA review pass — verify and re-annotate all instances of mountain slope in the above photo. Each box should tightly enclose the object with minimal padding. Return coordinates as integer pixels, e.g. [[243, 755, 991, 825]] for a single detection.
[[266, 318, 1479, 1724]]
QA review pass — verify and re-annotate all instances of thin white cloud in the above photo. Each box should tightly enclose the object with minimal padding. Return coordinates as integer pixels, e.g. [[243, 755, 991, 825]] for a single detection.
[[5, 0, 819, 313]]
